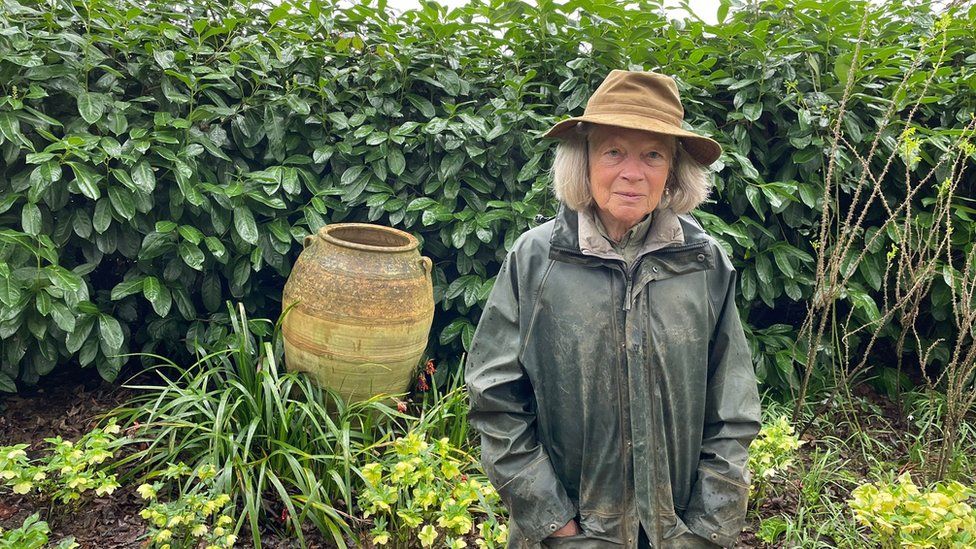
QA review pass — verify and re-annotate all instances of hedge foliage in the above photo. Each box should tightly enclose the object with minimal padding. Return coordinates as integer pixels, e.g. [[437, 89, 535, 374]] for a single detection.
[[0, 0, 974, 392]]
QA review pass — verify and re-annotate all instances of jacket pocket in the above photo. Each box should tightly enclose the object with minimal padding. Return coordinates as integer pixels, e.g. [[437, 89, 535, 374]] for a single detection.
[[541, 533, 586, 547], [683, 468, 749, 547]]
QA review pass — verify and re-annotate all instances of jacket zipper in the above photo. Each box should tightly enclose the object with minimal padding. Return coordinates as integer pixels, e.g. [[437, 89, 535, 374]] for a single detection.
[[623, 269, 634, 312], [609, 263, 634, 312]]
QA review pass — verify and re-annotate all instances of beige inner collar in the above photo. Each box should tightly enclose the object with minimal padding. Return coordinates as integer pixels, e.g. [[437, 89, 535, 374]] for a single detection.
[[577, 207, 684, 263]]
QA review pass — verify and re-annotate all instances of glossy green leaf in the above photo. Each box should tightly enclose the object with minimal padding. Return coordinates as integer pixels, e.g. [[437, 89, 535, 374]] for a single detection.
[[98, 314, 124, 352], [93, 198, 112, 233], [21, 202, 41, 235], [179, 242, 206, 270], [234, 206, 259, 245], [77, 91, 105, 124], [131, 160, 156, 193], [111, 278, 144, 300], [69, 162, 102, 200], [387, 148, 406, 176], [108, 186, 135, 220]]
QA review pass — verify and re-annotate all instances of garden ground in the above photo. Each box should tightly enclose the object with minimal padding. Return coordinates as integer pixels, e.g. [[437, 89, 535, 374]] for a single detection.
[[0, 370, 336, 548], [4, 364, 959, 548]]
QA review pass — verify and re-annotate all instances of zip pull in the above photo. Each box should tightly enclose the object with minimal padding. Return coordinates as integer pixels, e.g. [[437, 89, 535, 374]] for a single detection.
[[623, 272, 633, 311]]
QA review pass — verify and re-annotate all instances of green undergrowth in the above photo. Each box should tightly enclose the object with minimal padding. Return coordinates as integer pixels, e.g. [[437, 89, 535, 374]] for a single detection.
[[109, 303, 502, 548], [6, 304, 976, 547], [750, 391, 976, 548]]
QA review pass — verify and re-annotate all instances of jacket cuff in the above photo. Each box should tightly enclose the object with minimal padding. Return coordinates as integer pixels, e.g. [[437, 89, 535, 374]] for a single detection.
[[514, 504, 577, 545], [683, 468, 749, 548]]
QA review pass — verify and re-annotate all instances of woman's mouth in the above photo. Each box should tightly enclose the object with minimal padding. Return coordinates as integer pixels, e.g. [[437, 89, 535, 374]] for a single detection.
[[614, 192, 644, 202]]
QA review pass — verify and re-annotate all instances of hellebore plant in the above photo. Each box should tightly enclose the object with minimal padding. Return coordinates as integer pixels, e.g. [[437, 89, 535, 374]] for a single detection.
[[748, 415, 803, 505], [849, 473, 976, 548], [0, 419, 122, 506], [357, 432, 508, 548], [137, 462, 238, 549]]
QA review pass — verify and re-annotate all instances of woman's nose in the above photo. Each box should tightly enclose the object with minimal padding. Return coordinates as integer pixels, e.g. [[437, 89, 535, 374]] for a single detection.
[[619, 157, 644, 182]]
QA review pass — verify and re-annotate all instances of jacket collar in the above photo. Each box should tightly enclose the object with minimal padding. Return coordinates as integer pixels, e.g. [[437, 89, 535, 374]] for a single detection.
[[549, 203, 707, 263], [577, 207, 684, 262]]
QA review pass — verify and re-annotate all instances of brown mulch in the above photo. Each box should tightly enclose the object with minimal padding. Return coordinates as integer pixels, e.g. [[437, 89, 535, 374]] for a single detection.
[[0, 369, 145, 548]]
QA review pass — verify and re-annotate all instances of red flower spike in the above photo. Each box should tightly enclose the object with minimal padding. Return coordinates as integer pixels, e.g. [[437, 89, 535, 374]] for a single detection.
[[417, 375, 430, 392], [425, 359, 436, 375], [280, 508, 289, 523]]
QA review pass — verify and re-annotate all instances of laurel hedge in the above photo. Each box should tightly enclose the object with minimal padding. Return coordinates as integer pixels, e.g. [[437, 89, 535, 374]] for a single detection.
[[0, 0, 973, 392]]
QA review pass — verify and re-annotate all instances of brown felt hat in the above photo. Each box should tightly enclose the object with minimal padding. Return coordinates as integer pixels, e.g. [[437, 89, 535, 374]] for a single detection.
[[543, 70, 723, 166]]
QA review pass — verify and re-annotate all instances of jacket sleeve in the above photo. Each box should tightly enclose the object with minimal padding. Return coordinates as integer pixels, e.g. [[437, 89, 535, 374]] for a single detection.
[[465, 248, 577, 545], [682, 252, 762, 548]]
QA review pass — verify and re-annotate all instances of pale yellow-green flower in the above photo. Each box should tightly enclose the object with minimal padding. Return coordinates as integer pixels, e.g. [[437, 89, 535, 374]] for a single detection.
[[362, 463, 383, 486], [95, 480, 119, 496], [495, 523, 509, 544], [372, 530, 390, 545], [419, 524, 438, 547], [217, 515, 233, 527]]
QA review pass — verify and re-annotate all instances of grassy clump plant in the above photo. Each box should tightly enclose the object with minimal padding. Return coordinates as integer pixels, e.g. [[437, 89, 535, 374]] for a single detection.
[[114, 303, 405, 547]]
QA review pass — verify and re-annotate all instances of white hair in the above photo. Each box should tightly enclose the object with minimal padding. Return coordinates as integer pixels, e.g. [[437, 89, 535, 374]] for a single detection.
[[551, 122, 711, 214]]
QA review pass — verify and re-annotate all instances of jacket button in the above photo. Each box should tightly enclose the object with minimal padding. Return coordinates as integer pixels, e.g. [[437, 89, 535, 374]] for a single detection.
[[710, 533, 718, 540], [549, 523, 557, 532], [697, 253, 706, 262], [652, 266, 659, 273]]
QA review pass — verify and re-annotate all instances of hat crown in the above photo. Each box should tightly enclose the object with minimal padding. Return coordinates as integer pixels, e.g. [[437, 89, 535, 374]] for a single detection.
[[585, 70, 684, 127], [541, 69, 722, 166]]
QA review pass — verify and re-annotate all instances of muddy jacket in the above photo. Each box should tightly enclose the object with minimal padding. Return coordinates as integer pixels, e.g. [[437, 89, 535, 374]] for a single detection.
[[465, 205, 761, 548]]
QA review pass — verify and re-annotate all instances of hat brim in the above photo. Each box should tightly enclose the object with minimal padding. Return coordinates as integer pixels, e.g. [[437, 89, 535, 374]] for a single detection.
[[542, 113, 722, 166]]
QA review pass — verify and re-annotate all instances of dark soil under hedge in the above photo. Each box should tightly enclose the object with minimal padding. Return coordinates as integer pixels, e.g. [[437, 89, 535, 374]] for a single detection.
[[0, 370, 146, 548]]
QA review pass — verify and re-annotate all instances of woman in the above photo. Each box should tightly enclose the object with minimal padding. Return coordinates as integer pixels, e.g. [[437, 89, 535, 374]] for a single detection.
[[465, 70, 761, 549]]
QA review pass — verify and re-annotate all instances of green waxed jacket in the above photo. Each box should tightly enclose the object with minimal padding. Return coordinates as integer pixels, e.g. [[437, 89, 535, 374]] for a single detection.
[[465, 205, 761, 549]]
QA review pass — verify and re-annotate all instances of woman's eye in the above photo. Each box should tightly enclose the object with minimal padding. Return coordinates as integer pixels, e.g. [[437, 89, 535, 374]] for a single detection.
[[605, 149, 621, 157], [646, 151, 663, 159]]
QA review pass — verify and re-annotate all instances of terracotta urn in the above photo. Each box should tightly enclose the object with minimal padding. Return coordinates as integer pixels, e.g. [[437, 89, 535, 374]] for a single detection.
[[282, 223, 434, 402]]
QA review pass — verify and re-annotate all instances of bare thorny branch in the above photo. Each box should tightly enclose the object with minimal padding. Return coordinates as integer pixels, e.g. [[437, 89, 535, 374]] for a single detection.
[[794, 1, 976, 480]]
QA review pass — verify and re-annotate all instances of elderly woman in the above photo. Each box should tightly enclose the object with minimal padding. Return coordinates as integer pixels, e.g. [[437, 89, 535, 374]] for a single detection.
[[465, 71, 761, 549]]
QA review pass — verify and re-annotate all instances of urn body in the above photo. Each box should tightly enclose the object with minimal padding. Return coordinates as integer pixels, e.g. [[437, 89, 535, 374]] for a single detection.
[[282, 223, 434, 402]]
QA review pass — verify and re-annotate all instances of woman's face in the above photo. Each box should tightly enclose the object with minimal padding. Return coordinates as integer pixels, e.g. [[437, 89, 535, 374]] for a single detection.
[[587, 125, 674, 237]]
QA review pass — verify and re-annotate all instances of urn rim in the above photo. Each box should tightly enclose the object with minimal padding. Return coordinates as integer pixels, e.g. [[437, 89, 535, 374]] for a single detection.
[[316, 223, 419, 253]]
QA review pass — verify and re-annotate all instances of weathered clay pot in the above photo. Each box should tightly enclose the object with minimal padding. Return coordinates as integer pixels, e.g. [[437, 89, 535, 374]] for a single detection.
[[281, 223, 434, 402]]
